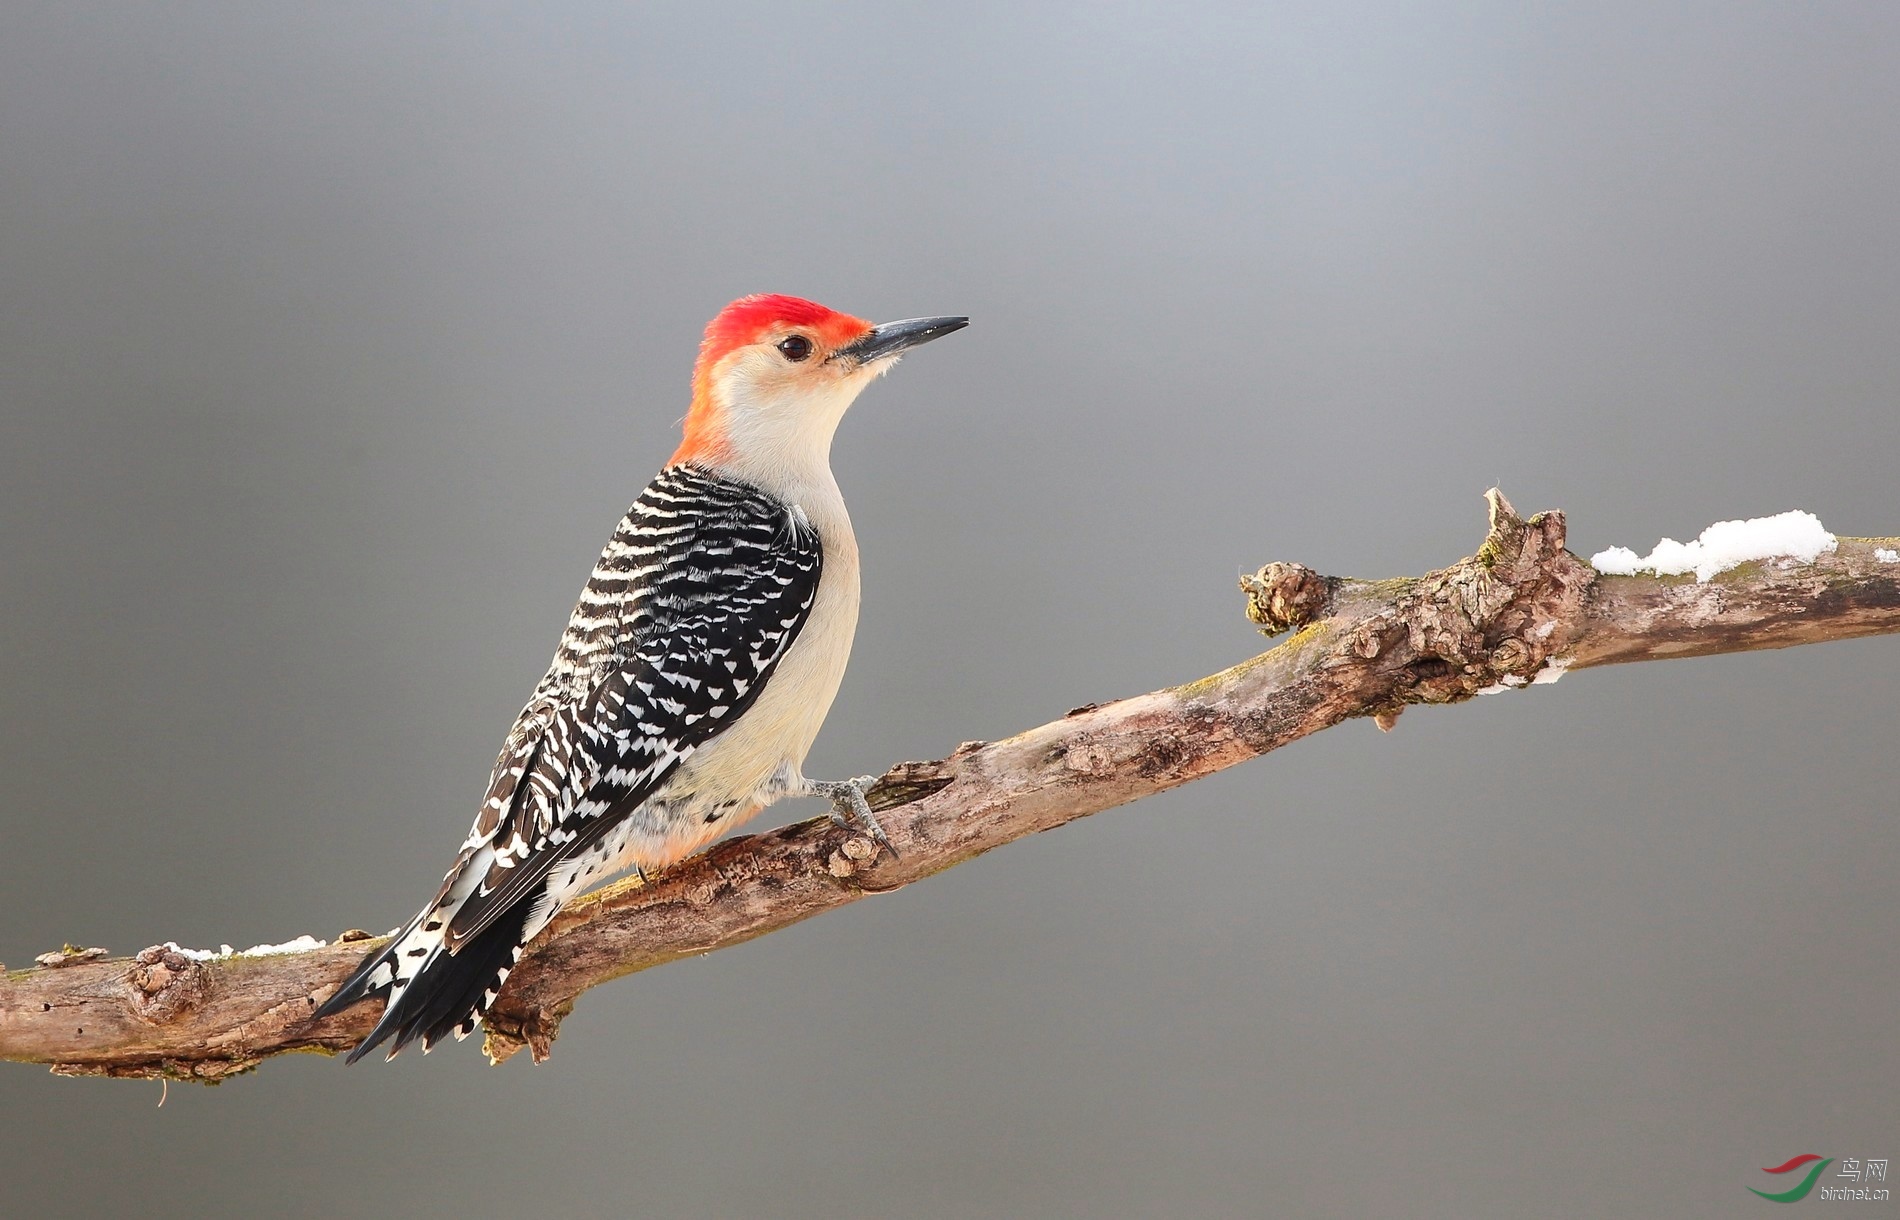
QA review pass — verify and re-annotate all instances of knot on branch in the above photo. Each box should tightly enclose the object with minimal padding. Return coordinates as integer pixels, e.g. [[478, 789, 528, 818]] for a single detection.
[[1378, 489, 1594, 706], [482, 1001, 569, 1067], [827, 834, 883, 879], [126, 945, 213, 1025], [1245, 490, 1598, 720], [1242, 562, 1337, 635]]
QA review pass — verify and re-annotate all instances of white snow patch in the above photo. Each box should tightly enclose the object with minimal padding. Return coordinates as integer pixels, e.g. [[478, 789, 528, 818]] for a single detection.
[[1474, 682, 1507, 695], [1590, 510, 1837, 583], [1531, 658, 1571, 685], [158, 936, 327, 960], [1875, 548, 1899, 563], [235, 935, 327, 957]]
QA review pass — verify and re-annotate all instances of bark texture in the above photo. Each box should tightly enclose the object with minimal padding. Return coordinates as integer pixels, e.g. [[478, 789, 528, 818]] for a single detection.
[[4, 491, 1895, 1081]]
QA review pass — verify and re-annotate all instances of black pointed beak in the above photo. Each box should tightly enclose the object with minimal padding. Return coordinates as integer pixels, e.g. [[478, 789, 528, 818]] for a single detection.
[[834, 315, 969, 365]]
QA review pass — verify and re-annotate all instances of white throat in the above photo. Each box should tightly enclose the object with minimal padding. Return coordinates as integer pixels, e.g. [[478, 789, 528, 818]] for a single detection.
[[700, 359, 886, 502]]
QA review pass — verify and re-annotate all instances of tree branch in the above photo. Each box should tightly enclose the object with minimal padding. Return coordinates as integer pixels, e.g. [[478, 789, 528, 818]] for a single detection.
[[5, 491, 1896, 1081]]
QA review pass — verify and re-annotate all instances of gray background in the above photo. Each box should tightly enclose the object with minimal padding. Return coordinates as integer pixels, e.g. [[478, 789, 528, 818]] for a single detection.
[[2, 4, 1894, 1217]]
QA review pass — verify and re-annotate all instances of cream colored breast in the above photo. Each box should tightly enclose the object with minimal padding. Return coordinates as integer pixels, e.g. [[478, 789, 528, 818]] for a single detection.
[[667, 479, 859, 807]]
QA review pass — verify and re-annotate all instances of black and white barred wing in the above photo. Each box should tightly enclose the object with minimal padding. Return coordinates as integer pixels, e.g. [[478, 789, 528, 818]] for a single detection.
[[442, 484, 824, 946], [316, 469, 823, 1058]]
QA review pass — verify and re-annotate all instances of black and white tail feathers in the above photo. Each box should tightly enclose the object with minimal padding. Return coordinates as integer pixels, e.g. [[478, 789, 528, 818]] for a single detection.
[[315, 895, 533, 1063]]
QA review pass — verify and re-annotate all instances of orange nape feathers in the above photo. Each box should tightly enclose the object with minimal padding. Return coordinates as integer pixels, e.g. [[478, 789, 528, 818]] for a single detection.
[[674, 294, 871, 465]]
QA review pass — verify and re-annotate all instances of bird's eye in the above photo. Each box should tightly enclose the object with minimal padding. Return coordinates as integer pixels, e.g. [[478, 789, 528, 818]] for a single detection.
[[776, 335, 813, 363]]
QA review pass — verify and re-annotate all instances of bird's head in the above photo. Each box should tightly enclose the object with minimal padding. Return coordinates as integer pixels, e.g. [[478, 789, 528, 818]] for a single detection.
[[673, 294, 967, 484]]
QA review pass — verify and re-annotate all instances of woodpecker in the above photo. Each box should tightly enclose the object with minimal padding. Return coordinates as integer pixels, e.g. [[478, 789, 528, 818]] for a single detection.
[[316, 295, 967, 1061]]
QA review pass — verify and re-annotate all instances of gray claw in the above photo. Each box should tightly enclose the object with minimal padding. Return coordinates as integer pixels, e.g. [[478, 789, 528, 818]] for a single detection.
[[812, 776, 898, 859]]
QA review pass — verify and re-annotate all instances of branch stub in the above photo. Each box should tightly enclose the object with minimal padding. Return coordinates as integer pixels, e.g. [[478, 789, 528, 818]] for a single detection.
[[1242, 562, 1337, 635]]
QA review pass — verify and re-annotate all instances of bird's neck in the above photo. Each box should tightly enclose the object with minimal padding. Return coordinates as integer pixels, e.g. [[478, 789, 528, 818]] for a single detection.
[[672, 379, 865, 511]]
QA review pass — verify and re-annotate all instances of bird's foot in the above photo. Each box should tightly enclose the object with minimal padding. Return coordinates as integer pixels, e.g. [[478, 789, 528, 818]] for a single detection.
[[804, 775, 898, 860]]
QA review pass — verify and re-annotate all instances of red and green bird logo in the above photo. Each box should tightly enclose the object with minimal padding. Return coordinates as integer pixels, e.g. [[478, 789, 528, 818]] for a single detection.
[[1750, 1155, 1833, 1203]]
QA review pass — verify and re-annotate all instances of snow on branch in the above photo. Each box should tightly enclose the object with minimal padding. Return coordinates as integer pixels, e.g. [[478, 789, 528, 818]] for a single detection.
[[3, 491, 1896, 1082], [1589, 509, 1839, 583]]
